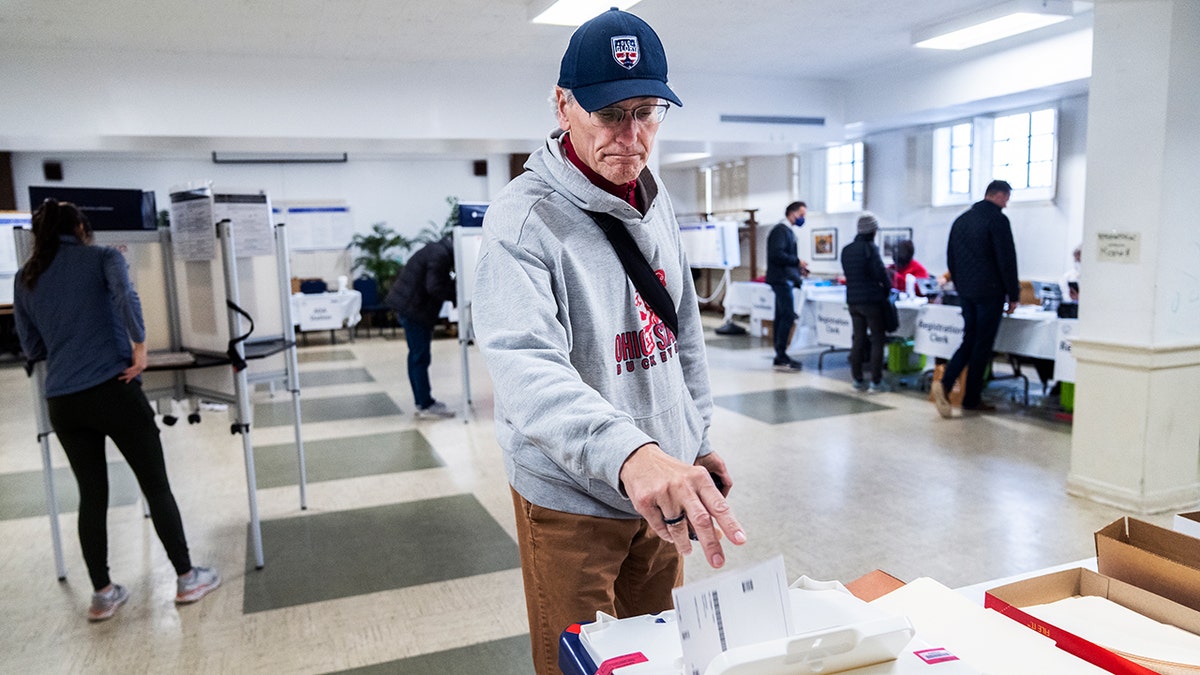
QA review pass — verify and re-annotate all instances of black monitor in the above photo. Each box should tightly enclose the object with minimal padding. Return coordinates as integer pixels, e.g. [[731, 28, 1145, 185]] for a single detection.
[[457, 202, 488, 228], [28, 186, 157, 231]]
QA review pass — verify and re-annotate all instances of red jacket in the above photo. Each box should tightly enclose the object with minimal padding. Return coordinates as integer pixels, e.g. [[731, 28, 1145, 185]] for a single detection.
[[891, 260, 929, 291]]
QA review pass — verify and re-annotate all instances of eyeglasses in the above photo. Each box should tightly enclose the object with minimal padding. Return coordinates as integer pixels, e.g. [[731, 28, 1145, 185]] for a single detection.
[[588, 103, 670, 128]]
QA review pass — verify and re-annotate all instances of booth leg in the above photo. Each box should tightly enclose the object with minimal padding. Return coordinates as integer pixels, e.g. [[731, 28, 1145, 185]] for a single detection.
[[39, 435, 67, 580], [292, 391, 307, 510], [240, 430, 265, 570]]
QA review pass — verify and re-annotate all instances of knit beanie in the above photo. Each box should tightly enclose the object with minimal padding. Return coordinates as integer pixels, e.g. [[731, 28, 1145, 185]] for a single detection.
[[857, 212, 879, 235]]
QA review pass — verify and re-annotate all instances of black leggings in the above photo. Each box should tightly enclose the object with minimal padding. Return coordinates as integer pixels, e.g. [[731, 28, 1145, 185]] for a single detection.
[[47, 378, 191, 590]]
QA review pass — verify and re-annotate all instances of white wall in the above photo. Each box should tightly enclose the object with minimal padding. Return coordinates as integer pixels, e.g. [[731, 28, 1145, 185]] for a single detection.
[[663, 94, 1089, 285], [13, 153, 489, 239]]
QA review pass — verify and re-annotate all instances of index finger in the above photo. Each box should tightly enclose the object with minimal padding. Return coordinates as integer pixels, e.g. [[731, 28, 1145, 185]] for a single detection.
[[686, 484, 745, 569]]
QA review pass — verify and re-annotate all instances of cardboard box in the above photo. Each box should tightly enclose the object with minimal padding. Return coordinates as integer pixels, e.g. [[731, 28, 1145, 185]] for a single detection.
[[986, 567, 1200, 675], [1174, 511, 1200, 539], [1096, 516, 1200, 612], [845, 569, 905, 603]]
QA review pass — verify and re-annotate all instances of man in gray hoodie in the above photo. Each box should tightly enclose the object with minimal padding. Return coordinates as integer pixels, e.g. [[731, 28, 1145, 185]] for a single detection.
[[473, 9, 746, 674]]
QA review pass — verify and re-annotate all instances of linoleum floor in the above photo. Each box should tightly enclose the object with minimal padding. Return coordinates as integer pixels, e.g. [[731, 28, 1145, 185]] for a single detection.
[[0, 315, 1167, 673]]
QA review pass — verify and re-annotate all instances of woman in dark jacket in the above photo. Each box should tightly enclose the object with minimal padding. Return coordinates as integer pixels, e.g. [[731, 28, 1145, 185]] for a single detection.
[[14, 200, 219, 621], [840, 213, 892, 393]]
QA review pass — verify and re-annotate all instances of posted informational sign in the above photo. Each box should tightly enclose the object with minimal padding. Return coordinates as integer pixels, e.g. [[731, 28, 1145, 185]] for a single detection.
[[1097, 231, 1139, 263], [815, 300, 853, 349], [1054, 319, 1079, 383], [679, 220, 741, 269], [169, 187, 217, 262], [280, 202, 352, 251], [215, 193, 274, 258], [913, 304, 965, 360], [0, 213, 29, 274]]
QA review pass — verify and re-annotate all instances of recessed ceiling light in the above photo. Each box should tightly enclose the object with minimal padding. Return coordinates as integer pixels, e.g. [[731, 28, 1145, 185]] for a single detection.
[[532, 0, 643, 27], [913, 0, 1076, 51]]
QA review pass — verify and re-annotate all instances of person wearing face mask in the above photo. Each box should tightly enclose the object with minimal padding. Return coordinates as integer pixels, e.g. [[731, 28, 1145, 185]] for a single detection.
[[472, 10, 745, 674], [764, 201, 809, 371]]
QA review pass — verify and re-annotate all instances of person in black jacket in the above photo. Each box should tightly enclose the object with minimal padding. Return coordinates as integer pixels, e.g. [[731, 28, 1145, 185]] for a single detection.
[[932, 180, 1020, 417], [764, 201, 808, 371], [385, 234, 457, 418], [840, 212, 891, 393]]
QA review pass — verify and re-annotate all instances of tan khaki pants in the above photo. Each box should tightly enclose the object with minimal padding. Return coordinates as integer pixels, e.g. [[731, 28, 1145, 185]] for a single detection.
[[511, 488, 683, 675]]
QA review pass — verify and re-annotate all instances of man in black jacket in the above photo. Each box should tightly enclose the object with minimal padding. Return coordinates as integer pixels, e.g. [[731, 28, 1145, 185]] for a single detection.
[[385, 234, 457, 418], [933, 180, 1020, 417], [764, 201, 808, 371]]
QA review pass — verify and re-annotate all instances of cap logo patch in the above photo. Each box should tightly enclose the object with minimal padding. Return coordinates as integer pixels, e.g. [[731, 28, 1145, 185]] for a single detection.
[[611, 35, 640, 70]]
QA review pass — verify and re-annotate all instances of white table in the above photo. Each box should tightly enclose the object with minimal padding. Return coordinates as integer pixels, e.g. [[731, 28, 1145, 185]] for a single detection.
[[291, 290, 361, 342], [913, 304, 1060, 361], [912, 304, 1073, 403], [723, 280, 845, 353]]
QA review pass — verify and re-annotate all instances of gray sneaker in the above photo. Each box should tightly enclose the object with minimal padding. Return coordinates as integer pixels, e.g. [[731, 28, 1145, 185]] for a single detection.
[[852, 379, 869, 392], [88, 584, 129, 622], [176, 566, 221, 604], [416, 401, 456, 419], [868, 381, 891, 394]]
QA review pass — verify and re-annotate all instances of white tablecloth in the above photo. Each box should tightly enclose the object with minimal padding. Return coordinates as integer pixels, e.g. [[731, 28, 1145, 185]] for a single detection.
[[812, 297, 923, 349], [912, 304, 1061, 361], [723, 281, 847, 352], [290, 290, 362, 331]]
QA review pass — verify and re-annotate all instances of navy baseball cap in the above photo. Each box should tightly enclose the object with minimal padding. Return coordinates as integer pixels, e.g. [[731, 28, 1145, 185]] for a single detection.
[[557, 8, 683, 112]]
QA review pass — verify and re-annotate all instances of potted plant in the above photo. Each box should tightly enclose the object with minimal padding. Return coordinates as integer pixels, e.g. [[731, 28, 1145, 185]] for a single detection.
[[347, 222, 413, 294], [415, 195, 460, 244]]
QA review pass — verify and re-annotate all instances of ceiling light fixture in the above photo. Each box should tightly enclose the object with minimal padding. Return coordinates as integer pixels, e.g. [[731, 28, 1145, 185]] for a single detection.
[[532, 0, 643, 26], [211, 152, 348, 164], [913, 0, 1075, 51]]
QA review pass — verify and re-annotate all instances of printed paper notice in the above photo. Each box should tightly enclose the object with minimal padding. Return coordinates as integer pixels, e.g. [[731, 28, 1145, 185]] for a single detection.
[[1097, 231, 1139, 263], [214, 193, 274, 258], [672, 555, 792, 675], [170, 189, 216, 262]]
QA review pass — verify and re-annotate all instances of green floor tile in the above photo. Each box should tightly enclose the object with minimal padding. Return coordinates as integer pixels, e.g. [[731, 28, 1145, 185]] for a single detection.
[[243, 494, 520, 613], [0, 463, 141, 520], [331, 635, 532, 675], [712, 386, 890, 424], [255, 367, 375, 391], [297, 350, 357, 364], [254, 392, 403, 428], [252, 430, 443, 489]]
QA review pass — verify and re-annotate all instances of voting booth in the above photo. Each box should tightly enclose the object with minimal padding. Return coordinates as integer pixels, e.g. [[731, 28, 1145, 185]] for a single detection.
[[680, 218, 741, 306], [454, 212, 486, 419], [21, 184, 308, 577]]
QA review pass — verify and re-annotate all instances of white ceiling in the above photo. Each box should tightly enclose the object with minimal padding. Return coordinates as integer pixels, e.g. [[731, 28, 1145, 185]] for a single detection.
[[2, 0, 1090, 81], [0, 0, 1094, 163]]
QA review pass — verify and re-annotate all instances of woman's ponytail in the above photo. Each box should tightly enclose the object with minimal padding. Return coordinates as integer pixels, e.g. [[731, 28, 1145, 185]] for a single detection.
[[21, 199, 87, 289]]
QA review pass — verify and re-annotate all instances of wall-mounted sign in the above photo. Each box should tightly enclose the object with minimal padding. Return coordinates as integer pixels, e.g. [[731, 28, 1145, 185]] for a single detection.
[[1097, 231, 1139, 263]]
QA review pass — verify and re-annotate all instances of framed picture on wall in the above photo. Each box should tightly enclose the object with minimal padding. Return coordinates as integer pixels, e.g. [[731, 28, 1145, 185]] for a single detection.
[[812, 228, 838, 260], [878, 227, 913, 264]]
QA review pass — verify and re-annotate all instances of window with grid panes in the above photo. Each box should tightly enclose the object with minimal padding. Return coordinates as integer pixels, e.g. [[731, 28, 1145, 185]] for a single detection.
[[993, 108, 1056, 198], [825, 142, 863, 213]]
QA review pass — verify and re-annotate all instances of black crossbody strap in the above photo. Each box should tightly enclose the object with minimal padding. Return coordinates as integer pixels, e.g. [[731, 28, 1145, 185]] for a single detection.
[[586, 211, 680, 337]]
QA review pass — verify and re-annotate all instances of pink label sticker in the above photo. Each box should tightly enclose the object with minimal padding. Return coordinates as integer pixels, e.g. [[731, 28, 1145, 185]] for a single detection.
[[597, 652, 649, 675], [914, 647, 960, 664]]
